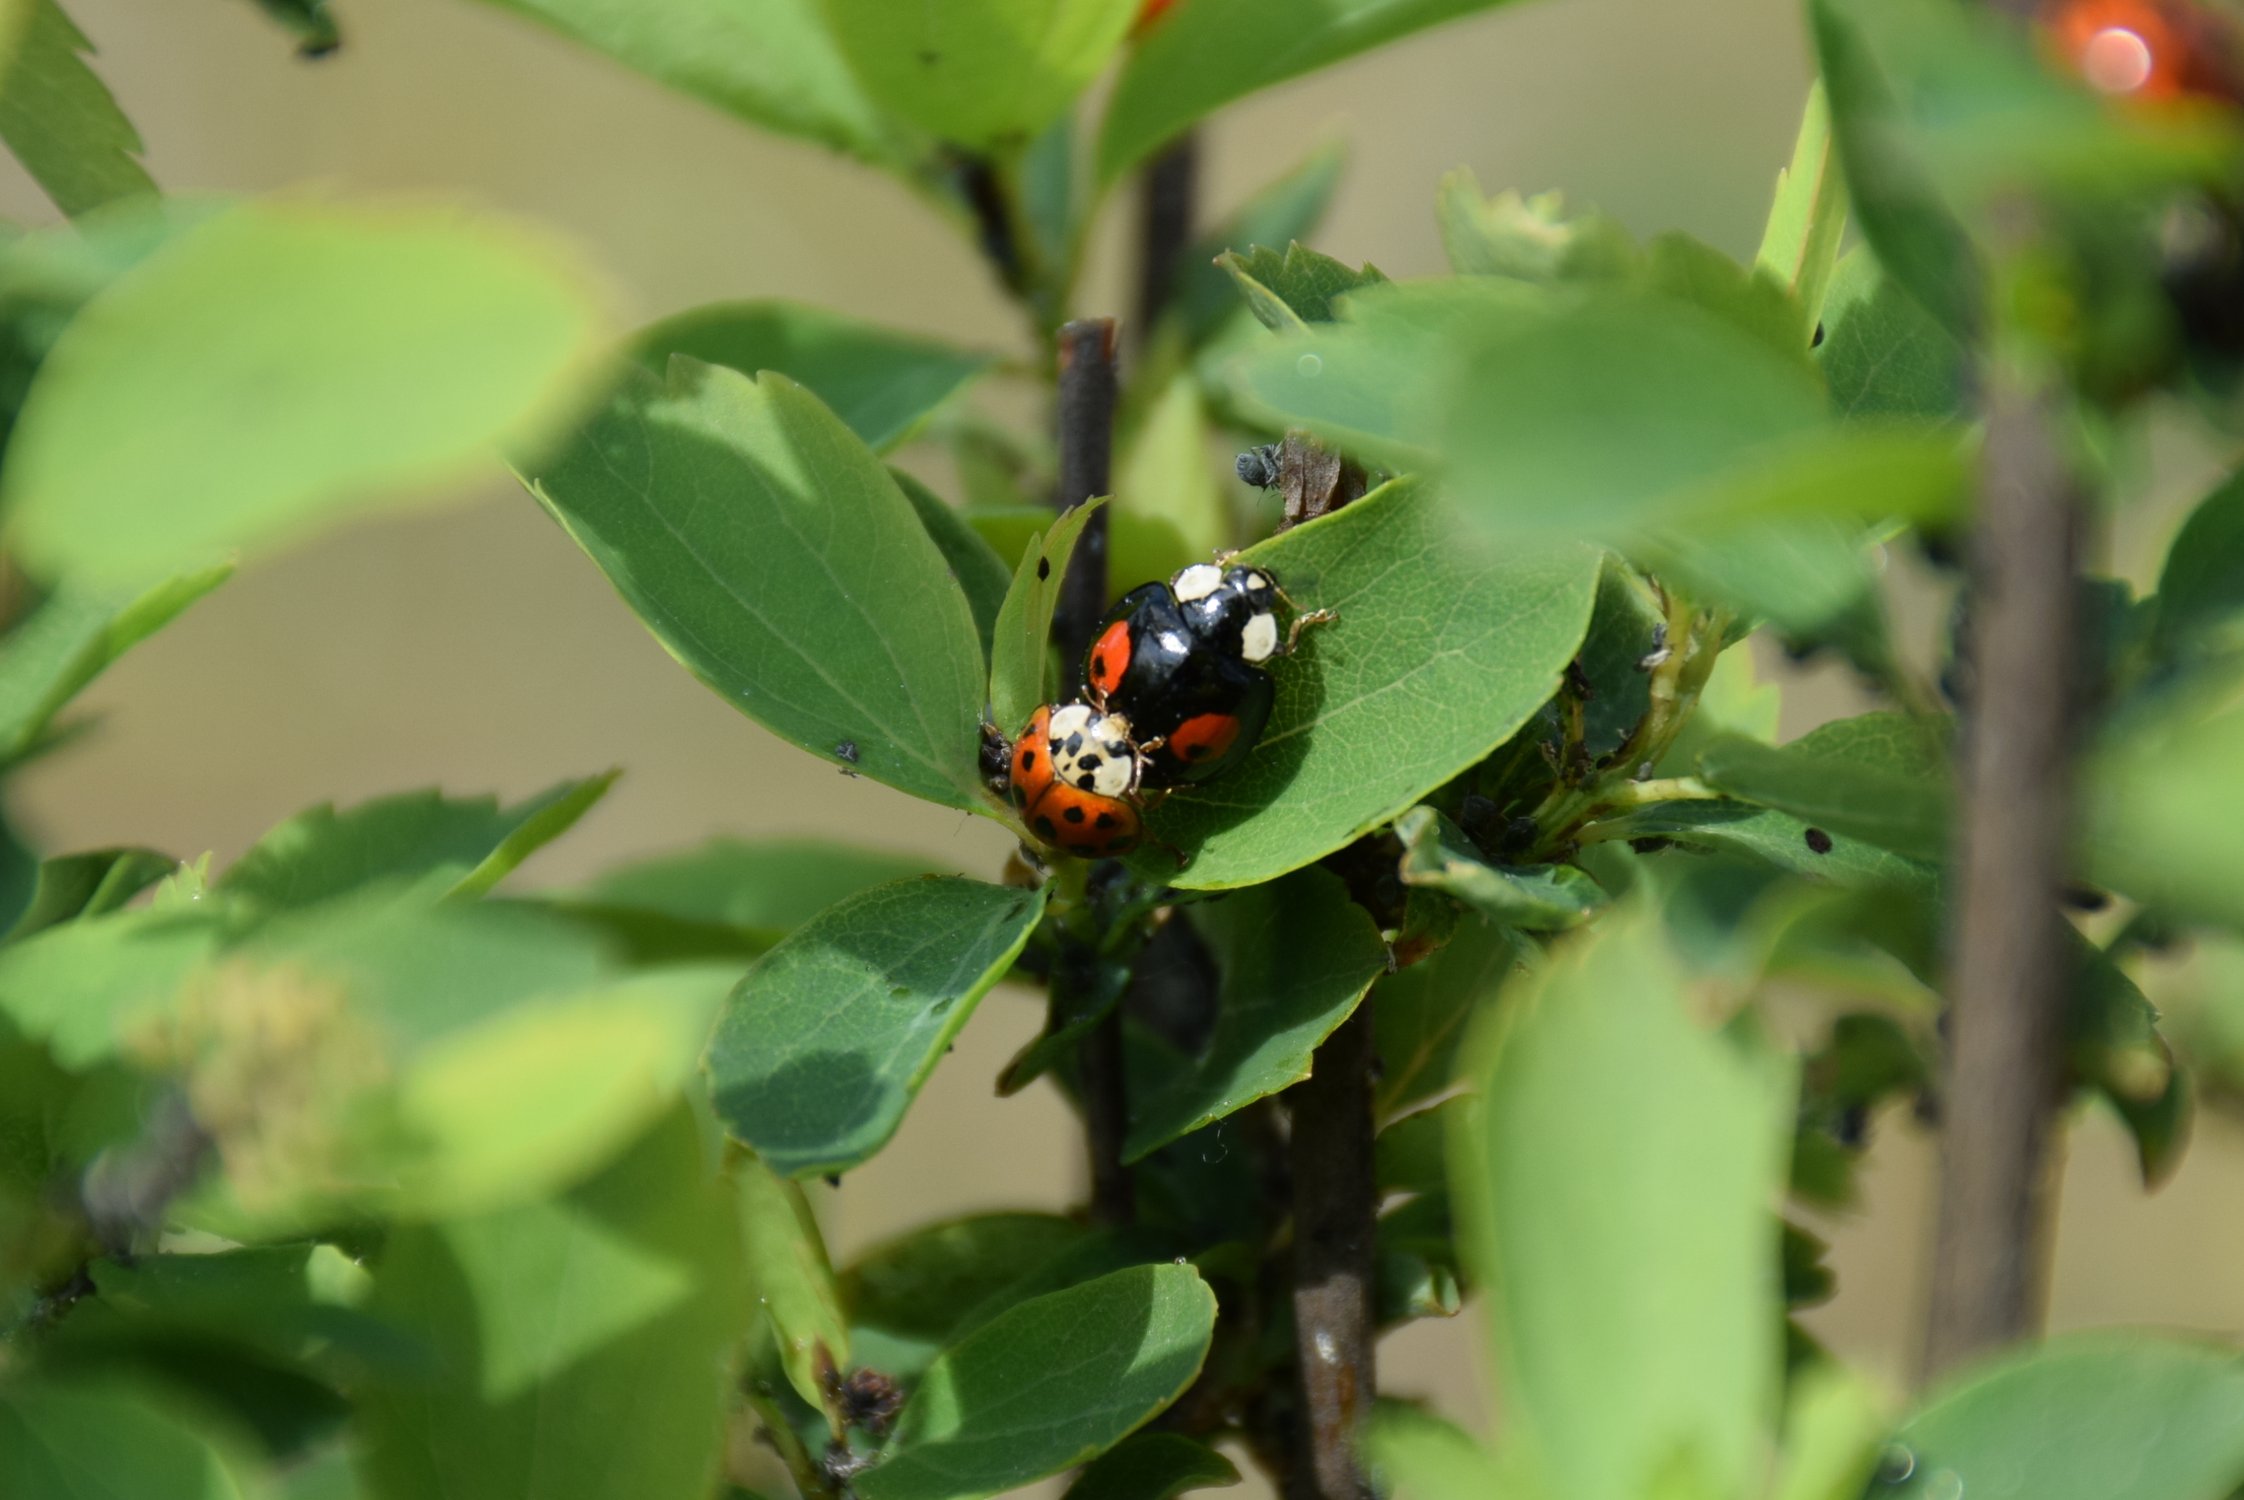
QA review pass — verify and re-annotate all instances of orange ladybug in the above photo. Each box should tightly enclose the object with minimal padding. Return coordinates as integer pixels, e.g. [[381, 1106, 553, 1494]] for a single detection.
[[1007, 703, 1144, 858]]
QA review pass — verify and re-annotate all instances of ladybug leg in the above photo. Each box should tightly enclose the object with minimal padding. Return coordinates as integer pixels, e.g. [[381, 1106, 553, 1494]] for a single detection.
[[1283, 606, 1339, 656]]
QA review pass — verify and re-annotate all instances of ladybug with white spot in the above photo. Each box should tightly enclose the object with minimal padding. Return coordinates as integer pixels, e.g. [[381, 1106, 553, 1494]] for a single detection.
[[1084, 561, 1329, 787], [1005, 702, 1145, 857]]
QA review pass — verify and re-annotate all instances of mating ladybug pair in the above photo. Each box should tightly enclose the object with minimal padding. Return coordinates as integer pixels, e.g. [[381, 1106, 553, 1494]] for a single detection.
[[998, 561, 1330, 858]]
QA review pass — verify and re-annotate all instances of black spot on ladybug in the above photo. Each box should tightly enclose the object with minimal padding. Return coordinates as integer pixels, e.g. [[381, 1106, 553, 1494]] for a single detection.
[[1063, 805, 1086, 823], [1185, 743, 1210, 759], [1037, 556, 1051, 581], [1064, 733, 1084, 754], [1804, 827, 1834, 855], [1034, 815, 1057, 839], [836, 739, 859, 764], [1095, 812, 1116, 829], [1078, 753, 1101, 771], [1021, 750, 1036, 769], [1091, 653, 1106, 677]]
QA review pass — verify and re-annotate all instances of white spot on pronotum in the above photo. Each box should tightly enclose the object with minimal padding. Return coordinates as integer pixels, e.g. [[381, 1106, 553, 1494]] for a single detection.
[[1172, 563, 1223, 602], [1296, 353, 1324, 377], [1241, 611, 1280, 663], [1159, 630, 1191, 655], [2083, 25, 2154, 92]]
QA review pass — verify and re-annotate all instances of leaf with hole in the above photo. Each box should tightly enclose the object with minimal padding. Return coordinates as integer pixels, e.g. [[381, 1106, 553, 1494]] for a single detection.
[[987, 496, 1106, 739]]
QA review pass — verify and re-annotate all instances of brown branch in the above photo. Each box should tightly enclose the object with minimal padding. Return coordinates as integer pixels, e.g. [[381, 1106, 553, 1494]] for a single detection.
[[1286, 1000, 1378, 1500], [1135, 133, 1201, 342], [1922, 292, 2082, 1378]]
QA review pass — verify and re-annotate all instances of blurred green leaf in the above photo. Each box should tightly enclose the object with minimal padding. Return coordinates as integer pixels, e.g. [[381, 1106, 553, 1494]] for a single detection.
[[1463, 907, 1793, 1500], [895, 469, 1011, 662], [1896, 1334, 2244, 1500], [1643, 232, 1814, 373], [1125, 868, 1387, 1161], [219, 776, 616, 915], [470, 0, 902, 164], [1373, 915, 1524, 1122], [1622, 801, 1937, 890], [246, 0, 340, 55], [1436, 171, 1637, 283], [0, 907, 219, 1067], [5, 201, 613, 586], [1364, 1404, 1520, 1500], [1098, 0, 1521, 185], [709, 876, 1046, 1178], [633, 303, 992, 454], [1174, 144, 1345, 345], [570, 836, 938, 955], [1113, 377, 1227, 579], [1817, 249, 1967, 423], [1062, 1432, 1239, 1500], [988, 496, 1105, 739], [1754, 83, 1847, 331], [362, 1102, 746, 1500], [824, 0, 1129, 153], [739, 1149, 849, 1414], [0, 1376, 258, 1498], [0, 565, 230, 767], [0, 0, 153, 218], [1773, 1364, 1887, 1500], [1698, 712, 1950, 861], [1143, 479, 1600, 888], [2148, 466, 2244, 665], [6, 846, 174, 939], [855, 1264, 1216, 1500], [1395, 806, 1603, 931], [526, 361, 988, 810], [1219, 242, 1386, 332]]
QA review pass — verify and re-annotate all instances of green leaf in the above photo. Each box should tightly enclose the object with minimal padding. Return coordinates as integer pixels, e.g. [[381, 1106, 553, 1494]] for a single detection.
[[218, 775, 617, 914], [1365, 1404, 1520, 1500], [2087, 699, 2244, 928], [0, 0, 154, 218], [632, 302, 993, 454], [1697, 712, 1950, 862], [468, 0, 902, 164], [987, 495, 1105, 739], [1462, 906, 1793, 1500], [1174, 144, 1345, 345], [525, 361, 988, 810], [709, 876, 1047, 1178], [361, 1102, 747, 1500], [1897, 1333, 2244, 1500], [1816, 250, 1967, 423], [0, 907, 220, 1067], [0, 566, 231, 767], [1373, 916, 1524, 1121], [0, 1377, 256, 1498], [570, 836, 939, 953], [855, 1264, 1217, 1500], [739, 1149, 849, 1415], [70, 1243, 394, 1383], [823, 0, 1131, 152], [245, 0, 340, 56], [1098, 0, 1520, 185], [1218, 242, 1386, 332], [1112, 377, 1227, 582], [843, 1211, 1092, 1346], [1622, 802, 1938, 891], [896, 469, 1012, 662], [2149, 467, 2244, 664], [1754, 83, 1847, 332], [1375, 1098, 1457, 1199], [1435, 172, 1638, 283], [6, 846, 174, 939], [1124, 868, 1387, 1161], [1144, 479, 1600, 889], [1395, 806, 1604, 931], [1062, 1433, 1240, 1500], [1772, 1365, 1887, 1500], [4, 200, 613, 587]]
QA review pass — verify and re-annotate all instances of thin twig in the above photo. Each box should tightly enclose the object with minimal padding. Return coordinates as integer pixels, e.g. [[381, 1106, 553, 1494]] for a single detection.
[[1922, 340, 2080, 1379], [1286, 1001, 1378, 1500], [1053, 315, 1132, 1227], [1135, 132, 1201, 342]]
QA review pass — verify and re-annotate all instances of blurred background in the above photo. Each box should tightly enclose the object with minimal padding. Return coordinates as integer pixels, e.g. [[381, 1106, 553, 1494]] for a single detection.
[[6, 0, 2243, 1448]]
